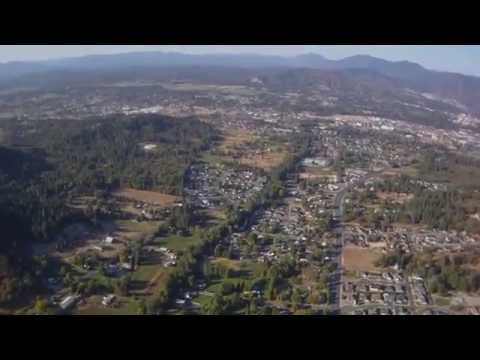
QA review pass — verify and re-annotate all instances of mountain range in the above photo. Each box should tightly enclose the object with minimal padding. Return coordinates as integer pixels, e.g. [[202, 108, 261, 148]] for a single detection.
[[2, 51, 480, 115]]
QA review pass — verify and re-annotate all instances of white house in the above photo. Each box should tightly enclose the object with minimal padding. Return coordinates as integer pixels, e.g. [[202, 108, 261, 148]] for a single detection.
[[105, 236, 115, 244]]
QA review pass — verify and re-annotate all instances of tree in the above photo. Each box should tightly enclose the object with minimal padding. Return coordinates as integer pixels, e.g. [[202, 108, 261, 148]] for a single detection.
[[115, 276, 130, 296], [34, 296, 48, 315], [291, 288, 304, 311], [137, 299, 147, 315]]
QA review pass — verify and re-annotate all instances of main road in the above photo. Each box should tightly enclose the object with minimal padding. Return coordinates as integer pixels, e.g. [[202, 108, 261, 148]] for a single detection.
[[329, 170, 384, 314]]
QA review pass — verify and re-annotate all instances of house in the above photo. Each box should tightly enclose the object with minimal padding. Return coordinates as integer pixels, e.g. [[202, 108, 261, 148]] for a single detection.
[[60, 295, 79, 311], [164, 261, 177, 268], [121, 262, 133, 271], [143, 144, 157, 151], [105, 264, 120, 276], [105, 236, 115, 244], [102, 294, 116, 307]]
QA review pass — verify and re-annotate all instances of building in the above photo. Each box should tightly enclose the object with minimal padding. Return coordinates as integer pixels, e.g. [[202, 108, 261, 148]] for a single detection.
[[60, 295, 79, 311], [102, 294, 116, 307]]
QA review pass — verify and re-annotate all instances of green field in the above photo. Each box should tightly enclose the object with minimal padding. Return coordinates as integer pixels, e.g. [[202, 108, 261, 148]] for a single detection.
[[75, 297, 139, 315], [205, 280, 223, 294], [433, 295, 452, 307], [201, 152, 227, 166], [131, 263, 162, 283], [154, 232, 204, 252], [115, 219, 162, 237], [192, 294, 212, 308], [417, 162, 480, 190]]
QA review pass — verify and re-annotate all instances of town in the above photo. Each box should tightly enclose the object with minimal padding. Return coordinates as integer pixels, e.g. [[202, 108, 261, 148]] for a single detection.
[[3, 51, 480, 316]]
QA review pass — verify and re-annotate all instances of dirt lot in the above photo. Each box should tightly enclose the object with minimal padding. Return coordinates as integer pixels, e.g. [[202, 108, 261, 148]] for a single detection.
[[343, 245, 383, 273], [113, 188, 179, 206], [75, 295, 139, 315], [216, 129, 288, 171], [219, 129, 253, 150], [382, 165, 419, 178], [162, 83, 254, 95], [457, 293, 480, 307], [377, 192, 413, 204], [240, 151, 287, 171], [299, 167, 337, 180]]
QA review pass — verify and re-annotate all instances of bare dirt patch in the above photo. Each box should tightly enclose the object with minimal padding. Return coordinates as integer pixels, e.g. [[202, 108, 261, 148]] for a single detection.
[[458, 293, 480, 307], [383, 165, 419, 178], [343, 245, 383, 273], [113, 188, 179, 206], [219, 129, 253, 150], [240, 151, 287, 171], [377, 192, 413, 204], [299, 167, 336, 181], [217, 129, 288, 171]]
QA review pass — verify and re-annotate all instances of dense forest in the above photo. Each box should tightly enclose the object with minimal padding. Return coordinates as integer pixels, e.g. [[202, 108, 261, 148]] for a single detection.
[[0, 115, 217, 304]]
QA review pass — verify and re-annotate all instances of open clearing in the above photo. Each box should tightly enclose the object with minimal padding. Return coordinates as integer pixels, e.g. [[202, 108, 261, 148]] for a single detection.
[[215, 129, 289, 171], [75, 295, 138, 315], [161, 83, 256, 95], [218, 129, 254, 150], [154, 232, 204, 252], [377, 192, 414, 204], [343, 245, 383, 273], [113, 188, 179, 206], [211, 257, 242, 271], [299, 167, 336, 180], [383, 165, 419, 178], [240, 151, 287, 171]]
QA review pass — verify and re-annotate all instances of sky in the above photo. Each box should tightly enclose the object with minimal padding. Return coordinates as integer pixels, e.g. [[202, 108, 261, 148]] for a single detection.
[[0, 45, 479, 76]]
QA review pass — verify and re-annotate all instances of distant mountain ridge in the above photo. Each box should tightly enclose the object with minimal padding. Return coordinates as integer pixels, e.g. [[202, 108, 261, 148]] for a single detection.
[[0, 51, 434, 77], [2, 51, 480, 115]]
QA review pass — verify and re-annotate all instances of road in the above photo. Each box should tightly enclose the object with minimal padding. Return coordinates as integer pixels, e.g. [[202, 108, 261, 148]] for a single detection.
[[329, 171, 384, 314]]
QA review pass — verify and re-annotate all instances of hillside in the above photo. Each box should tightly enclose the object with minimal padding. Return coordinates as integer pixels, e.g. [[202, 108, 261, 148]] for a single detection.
[[1, 51, 480, 117]]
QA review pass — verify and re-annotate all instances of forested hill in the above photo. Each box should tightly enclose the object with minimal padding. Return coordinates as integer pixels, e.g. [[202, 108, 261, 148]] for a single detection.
[[0, 114, 217, 248], [3, 114, 218, 194], [41, 114, 218, 194], [0, 115, 217, 304]]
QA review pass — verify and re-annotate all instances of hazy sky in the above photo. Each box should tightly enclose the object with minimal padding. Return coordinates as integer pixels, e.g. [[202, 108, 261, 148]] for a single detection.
[[0, 45, 479, 76]]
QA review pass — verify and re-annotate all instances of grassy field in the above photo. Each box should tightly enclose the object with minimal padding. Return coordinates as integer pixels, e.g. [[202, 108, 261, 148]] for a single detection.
[[415, 162, 480, 190], [75, 296, 139, 315], [131, 263, 162, 283], [445, 165, 480, 189], [161, 83, 255, 95], [113, 188, 179, 206], [376, 192, 414, 204], [115, 219, 161, 236], [343, 245, 384, 273], [130, 263, 171, 297], [193, 294, 212, 307], [201, 152, 227, 166], [204, 129, 289, 172], [153, 232, 204, 252], [199, 209, 227, 226], [239, 151, 288, 172], [433, 295, 452, 307], [299, 167, 336, 181], [205, 280, 223, 294], [383, 165, 419, 178], [211, 257, 242, 271], [218, 129, 253, 150]]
